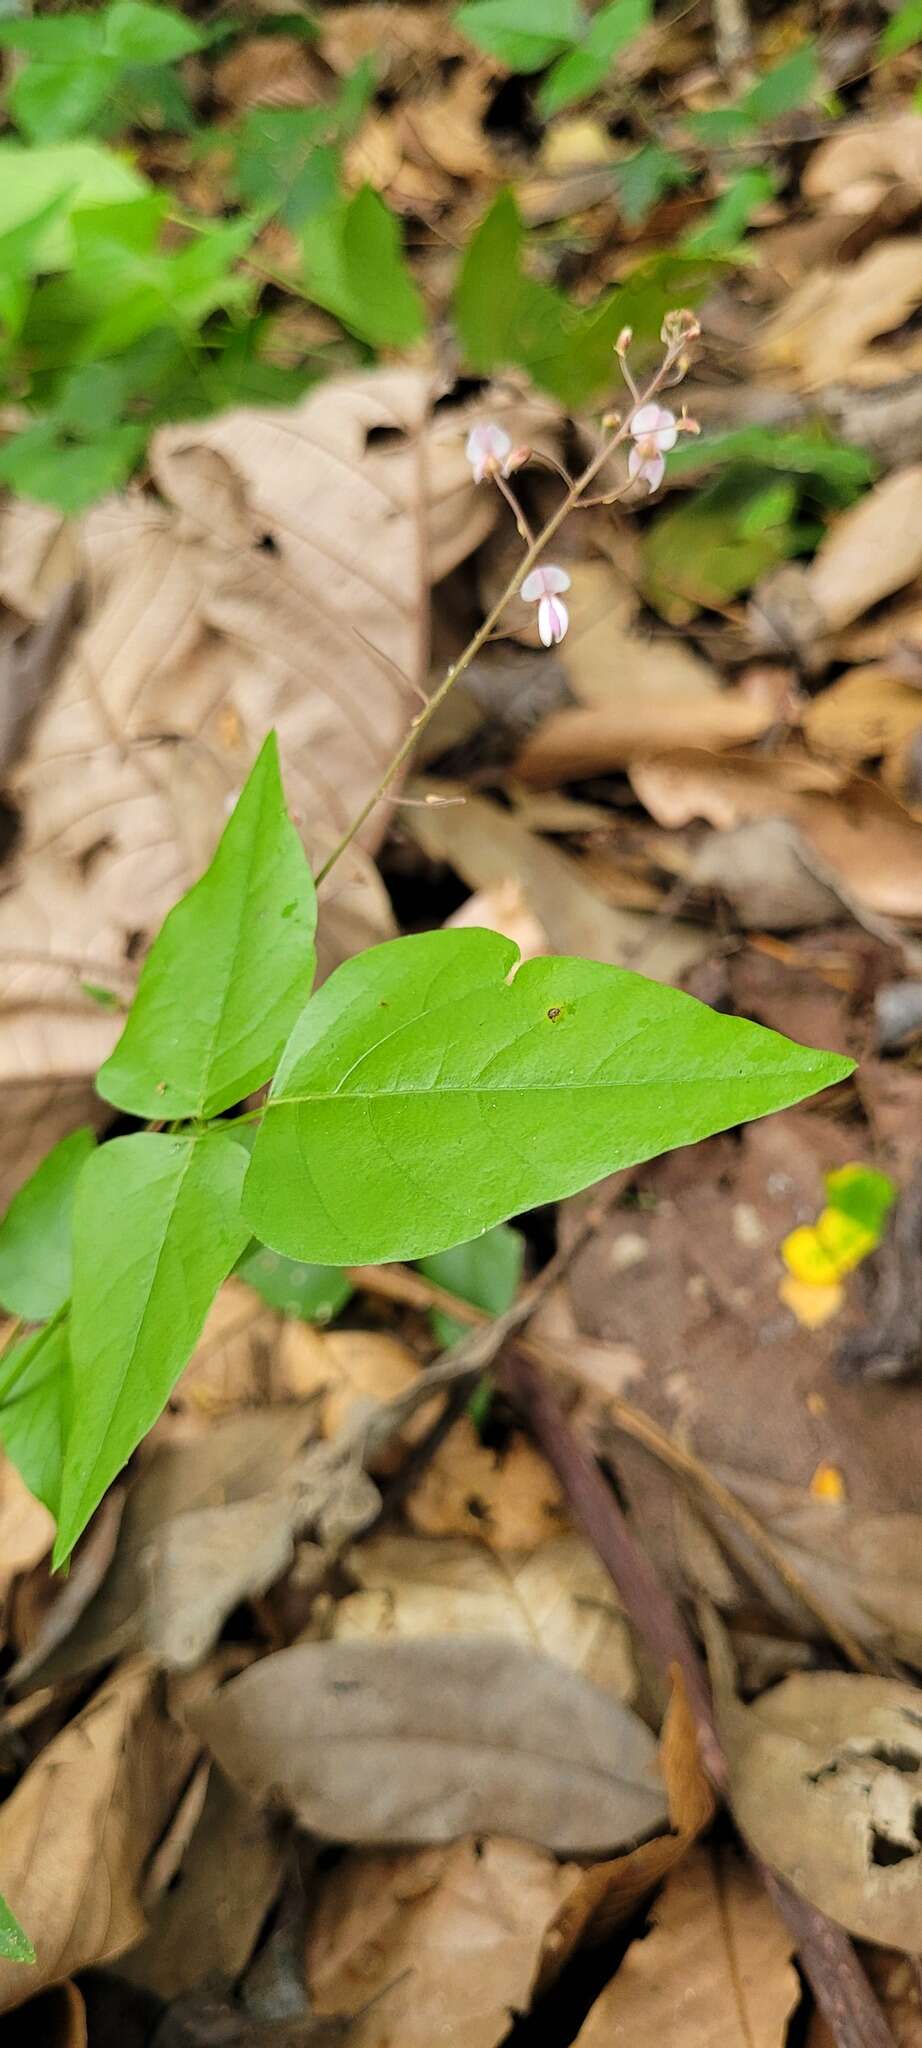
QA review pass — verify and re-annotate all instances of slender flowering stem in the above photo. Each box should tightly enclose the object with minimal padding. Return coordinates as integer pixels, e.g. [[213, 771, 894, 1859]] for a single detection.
[[314, 339, 688, 887]]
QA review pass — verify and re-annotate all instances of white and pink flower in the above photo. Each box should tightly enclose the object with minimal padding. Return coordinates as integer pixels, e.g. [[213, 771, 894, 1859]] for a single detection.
[[521, 563, 570, 647], [465, 421, 513, 484], [628, 403, 678, 494]]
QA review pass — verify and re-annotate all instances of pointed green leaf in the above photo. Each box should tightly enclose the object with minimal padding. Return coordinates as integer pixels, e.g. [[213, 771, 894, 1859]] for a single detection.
[[301, 185, 425, 349], [0, 1127, 95, 1321], [56, 1130, 250, 1563], [538, 0, 650, 115], [455, 0, 584, 70], [0, 1316, 70, 1519], [103, 0, 206, 64], [0, 1894, 34, 1966], [243, 930, 854, 1267], [98, 733, 316, 1121]]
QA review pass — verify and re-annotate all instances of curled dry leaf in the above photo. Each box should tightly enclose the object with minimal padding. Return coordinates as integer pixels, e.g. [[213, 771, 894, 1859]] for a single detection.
[[277, 1325, 433, 1466], [803, 667, 922, 795], [190, 1637, 669, 1855], [307, 1837, 584, 2048], [572, 1844, 798, 2048], [0, 1660, 198, 2013], [714, 1659, 922, 1952], [333, 1531, 637, 1701], [0, 370, 547, 1202]]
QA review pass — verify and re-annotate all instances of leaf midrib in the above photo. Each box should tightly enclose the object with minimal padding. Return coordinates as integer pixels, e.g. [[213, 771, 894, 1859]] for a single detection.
[[268, 1062, 830, 1109]]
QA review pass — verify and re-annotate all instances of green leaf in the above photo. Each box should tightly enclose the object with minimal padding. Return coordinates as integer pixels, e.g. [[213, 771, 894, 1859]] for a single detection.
[[0, 1127, 95, 1321], [687, 106, 749, 144], [643, 465, 806, 624], [56, 1130, 251, 1563], [538, 0, 650, 115], [881, 0, 922, 56], [0, 17, 104, 59], [0, 141, 148, 267], [8, 55, 119, 142], [666, 425, 873, 503], [244, 929, 854, 1266], [103, 0, 206, 64], [0, 1315, 70, 1519], [98, 733, 316, 1122], [0, 1894, 34, 1966], [455, 0, 584, 72], [824, 1164, 896, 1238], [456, 189, 716, 406], [0, 417, 147, 513], [418, 1223, 524, 1348], [744, 42, 817, 124], [236, 1242, 353, 1323], [616, 144, 691, 226], [682, 167, 774, 255], [301, 186, 426, 348]]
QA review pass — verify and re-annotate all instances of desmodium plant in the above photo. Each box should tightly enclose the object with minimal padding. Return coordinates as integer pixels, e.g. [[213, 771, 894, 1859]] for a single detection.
[[0, 319, 854, 1592]]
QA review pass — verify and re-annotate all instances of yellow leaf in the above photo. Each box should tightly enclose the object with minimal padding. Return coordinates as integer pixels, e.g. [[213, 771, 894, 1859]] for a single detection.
[[778, 1274, 844, 1328]]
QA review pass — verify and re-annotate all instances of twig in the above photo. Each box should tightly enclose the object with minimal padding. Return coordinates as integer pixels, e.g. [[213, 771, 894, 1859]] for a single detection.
[[312, 344, 689, 888], [347, 1258, 873, 1671], [499, 1346, 896, 2048]]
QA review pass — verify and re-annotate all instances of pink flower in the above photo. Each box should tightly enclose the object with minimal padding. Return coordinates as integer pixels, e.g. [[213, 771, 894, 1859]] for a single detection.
[[628, 403, 678, 494], [521, 563, 570, 646], [465, 421, 513, 484]]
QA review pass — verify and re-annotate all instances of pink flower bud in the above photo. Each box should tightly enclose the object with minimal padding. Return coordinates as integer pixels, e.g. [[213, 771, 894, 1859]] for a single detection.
[[615, 325, 633, 355], [465, 421, 513, 484], [521, 563, 571, 647]]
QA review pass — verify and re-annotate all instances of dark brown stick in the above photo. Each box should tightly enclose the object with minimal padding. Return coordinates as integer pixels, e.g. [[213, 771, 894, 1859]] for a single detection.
[[499, 1345, 896, 2048]]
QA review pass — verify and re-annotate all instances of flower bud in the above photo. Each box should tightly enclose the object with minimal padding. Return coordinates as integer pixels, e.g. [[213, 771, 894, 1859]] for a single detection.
[[660, 307, 701, 349], [506, 444, 531, 473], [615, 325, 633, 356]]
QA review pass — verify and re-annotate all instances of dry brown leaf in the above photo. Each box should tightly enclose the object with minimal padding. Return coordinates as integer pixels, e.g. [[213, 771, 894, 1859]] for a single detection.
[[806, 466, 922, 633], [191, 1637, 669, 1854], [516, 675, 782, 785], [760, 242, 922, 387], [446, 878, 550, 960], [572, 1843, 798, 2047], [212, 34, 324, 109], [406, 1416, 569, 1549], [538, 1665, 716, 1991], [307, 1837, 584, 2048], [554, 557, 718, 711], [803, 666, 922, 793], [689, 817, 843, 931], [119, 1765, 286, 2001], [406, 786, 711, 982], [0, 1660, 197, 2013], [713, 1654, 922, 1952], [0, 370, 538, 1201], [11, 1408, 318, 1689], [320, 4, 467, 85], [631, 748, 922, 923], [803, 115, 922, 205], [277, 1325, 433, 1465], [333, 1531, 637, 1699]]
